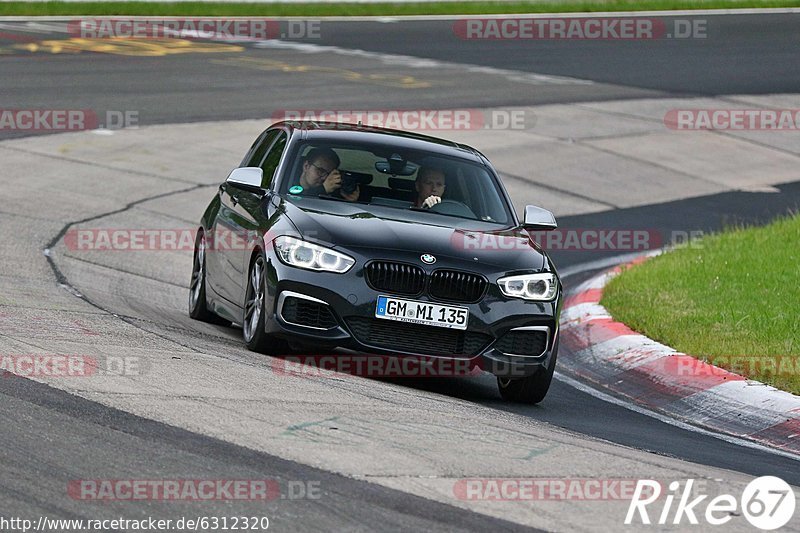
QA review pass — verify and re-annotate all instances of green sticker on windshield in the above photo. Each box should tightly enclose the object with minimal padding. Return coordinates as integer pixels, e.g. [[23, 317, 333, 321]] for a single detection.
[[289, 185, 304, 194]]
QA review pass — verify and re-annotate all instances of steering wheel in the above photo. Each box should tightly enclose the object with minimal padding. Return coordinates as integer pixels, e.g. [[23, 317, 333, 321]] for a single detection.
[[428, 199, 476, 218]]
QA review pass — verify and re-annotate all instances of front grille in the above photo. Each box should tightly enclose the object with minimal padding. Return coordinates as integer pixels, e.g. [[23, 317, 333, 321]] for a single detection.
[[495, 329, 549, 357], [365, 261, 426, 296], [281, 296, 338, 329], [429, 270, 487, 303], [346, 317, 492, 357]]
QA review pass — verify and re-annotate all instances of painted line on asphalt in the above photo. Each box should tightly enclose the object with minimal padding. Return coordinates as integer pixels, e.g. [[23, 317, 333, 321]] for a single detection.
[[252, 39, 594, 85], [554, 371, 800, 462], [0, 20, 592, 85]]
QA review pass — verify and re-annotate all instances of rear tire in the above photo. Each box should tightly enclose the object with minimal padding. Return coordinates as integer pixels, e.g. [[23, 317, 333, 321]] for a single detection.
[[189, 230, 227, 325], [243, 254, 291, 355], [497, 336, 558, 404]]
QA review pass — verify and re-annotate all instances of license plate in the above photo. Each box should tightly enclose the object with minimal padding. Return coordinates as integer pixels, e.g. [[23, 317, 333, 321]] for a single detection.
[[375, 295, 469, 330]]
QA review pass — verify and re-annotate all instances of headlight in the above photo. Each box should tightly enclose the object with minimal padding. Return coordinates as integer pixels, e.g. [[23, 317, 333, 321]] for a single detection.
[[497, 273, 558, 301], [273, 236, 355, 273]]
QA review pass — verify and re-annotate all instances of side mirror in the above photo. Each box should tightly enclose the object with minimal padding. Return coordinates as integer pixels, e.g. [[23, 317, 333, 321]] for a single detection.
[[226, 167, 265, 194], [522, 205, 557, 231]]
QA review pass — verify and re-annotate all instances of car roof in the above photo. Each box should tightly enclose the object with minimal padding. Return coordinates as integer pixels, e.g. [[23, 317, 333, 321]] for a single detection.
[[273, 120, 487, 163]]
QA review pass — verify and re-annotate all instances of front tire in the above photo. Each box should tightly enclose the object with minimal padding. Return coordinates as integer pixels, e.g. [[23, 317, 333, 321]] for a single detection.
[[497, 337, 558, 404], [243, 254, 290, 355]]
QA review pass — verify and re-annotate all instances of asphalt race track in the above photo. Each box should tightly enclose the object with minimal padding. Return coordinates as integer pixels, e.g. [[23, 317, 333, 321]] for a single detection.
[[1, 11, 799, 531], [3, 12, 800, 136]]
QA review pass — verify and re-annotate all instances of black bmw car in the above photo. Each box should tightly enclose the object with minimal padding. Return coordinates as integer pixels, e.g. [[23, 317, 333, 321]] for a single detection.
[[190, 121, 562, 403]]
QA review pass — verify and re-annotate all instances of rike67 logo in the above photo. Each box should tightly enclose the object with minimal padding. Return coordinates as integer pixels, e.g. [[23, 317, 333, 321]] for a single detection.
[[626, 476, 796, 530]]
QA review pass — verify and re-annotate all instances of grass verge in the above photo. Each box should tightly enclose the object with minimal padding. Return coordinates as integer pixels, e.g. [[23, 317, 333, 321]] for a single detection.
[[1, 0, 799, 17], [602, 214, 800, 395]]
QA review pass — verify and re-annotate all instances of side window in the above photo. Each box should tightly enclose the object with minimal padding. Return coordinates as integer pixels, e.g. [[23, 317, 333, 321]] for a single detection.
[[243, 130, 279, 168], [258, 132, 288, 188]]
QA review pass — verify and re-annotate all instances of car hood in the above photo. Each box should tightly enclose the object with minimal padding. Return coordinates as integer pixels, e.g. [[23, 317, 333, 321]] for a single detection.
[[281, 198, 545, 271]]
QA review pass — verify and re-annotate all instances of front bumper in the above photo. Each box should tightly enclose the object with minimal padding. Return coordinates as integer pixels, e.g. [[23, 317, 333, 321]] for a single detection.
[[262, 249, 561, 378]]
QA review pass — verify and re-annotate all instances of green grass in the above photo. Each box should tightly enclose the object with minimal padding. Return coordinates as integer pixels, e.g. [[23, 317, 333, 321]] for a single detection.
[[602, 214, 800, 395], [1, 0, 799, 16]]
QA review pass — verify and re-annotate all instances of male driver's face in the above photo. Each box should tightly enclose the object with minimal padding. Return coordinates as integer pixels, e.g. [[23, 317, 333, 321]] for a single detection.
[[416, 168, 446, 199], [300, 156, 336, 188]]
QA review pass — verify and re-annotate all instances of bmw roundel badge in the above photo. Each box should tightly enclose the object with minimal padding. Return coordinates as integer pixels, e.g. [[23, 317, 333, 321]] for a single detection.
[[420, 253, 436, 264]]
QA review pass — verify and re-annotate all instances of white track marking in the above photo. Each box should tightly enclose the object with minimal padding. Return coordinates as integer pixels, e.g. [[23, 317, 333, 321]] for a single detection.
[[555, 371, 800, 462], [252, 39, 594, 85]]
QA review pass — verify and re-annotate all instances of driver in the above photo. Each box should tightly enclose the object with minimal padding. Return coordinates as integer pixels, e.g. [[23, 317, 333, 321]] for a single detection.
[[414, 166, 446, 209], [297, 147, 359, 202]]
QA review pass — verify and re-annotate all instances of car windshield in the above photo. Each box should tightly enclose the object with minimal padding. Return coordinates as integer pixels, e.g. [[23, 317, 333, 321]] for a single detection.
[[281, 140, 513, 224]]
